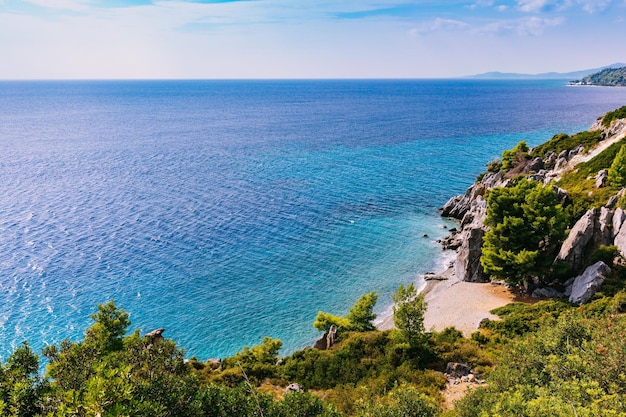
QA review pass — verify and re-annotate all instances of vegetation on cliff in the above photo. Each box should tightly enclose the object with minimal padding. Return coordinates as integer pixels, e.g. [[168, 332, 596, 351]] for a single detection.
[[480, 178, 568, 286], [570, 66, 626, 87]]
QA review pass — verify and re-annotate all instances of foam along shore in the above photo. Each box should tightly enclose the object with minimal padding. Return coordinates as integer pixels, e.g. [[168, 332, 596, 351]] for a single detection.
[[375, 259, 516, 336]]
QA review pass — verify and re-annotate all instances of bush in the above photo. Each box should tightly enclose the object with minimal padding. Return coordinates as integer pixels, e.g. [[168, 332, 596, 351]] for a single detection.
[[602, 105, 626, 127], [314, 292, 379, 333], [486, 158, 502, 173], [589, 245, 620, 265], [481, 178, 568, 286], [501, 141, 529, 171], [608, 144, 626, 187]]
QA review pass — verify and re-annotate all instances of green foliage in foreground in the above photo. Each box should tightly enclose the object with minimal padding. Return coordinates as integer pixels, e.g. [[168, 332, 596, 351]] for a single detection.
[[530, 130, 603, 159], [481, 178, 568, 286], [314, 292, 378, 333], [392, 284, 427, 349], [2, 279, 625, 416], [456, 310, 626, 416]]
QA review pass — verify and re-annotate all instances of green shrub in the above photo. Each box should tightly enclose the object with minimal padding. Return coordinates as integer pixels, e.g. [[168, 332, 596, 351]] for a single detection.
[[608, 144, 626, 187], [602, 105, 626, 127], [481, 178, 568, 286], [486, 158, 502, 173], [589, 245, 620, 265], [501, 141, 529, 171], [530, 130, 602, 158]]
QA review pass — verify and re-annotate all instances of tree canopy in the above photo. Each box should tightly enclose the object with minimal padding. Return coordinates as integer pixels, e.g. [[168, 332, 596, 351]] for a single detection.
[[480, 178, 568, 286]]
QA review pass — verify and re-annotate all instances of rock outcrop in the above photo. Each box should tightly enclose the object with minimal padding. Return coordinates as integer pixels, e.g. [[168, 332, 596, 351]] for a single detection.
[[454, 198, 488, 282], [596, 169, 609, 188], [569, 261, 611, 304], [441, 173, 503, 282], [555, 208, 597, 270], [440, 115, 626, 288], [554, 190, 626, 271]]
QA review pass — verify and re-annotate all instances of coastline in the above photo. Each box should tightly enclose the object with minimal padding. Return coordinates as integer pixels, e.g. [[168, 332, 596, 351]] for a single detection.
[[376, 249, 516, 336]]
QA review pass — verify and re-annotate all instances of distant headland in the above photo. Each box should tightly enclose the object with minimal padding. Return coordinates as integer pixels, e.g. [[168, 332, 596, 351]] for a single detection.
[[466, 63, 625, 80], [569, 66, 626, 87]]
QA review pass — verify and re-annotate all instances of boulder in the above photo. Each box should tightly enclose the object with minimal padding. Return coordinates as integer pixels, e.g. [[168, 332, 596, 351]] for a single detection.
[[446, 362, 472, 378], [552, 186, 569, 205], [597, 206, 614, 246], [612, 207, 626, 258], [313, 332, 328, 350], [555, 208, 597, 271], [543, 151, 557, 168], [613, 207, 626, 235], [596, 169, 609, 188], [455, 226, 487, 282], [554, 157, 569, 171], [528, 157, 544, 172], [441, 182, 487, 220], [441, 195, 463, 218], [531, 287, 565, 299], [606, 195, 619, 209], [285, 383, 302, 394], [569, 261, 611, 305], [145, 328, 165, 343]]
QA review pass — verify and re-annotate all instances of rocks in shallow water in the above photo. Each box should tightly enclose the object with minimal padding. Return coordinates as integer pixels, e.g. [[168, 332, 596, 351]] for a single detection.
[[569, 261, 611, 304]]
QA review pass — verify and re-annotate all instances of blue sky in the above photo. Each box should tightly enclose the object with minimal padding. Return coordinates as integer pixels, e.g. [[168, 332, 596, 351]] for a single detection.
[[0, 0, 625, 79]]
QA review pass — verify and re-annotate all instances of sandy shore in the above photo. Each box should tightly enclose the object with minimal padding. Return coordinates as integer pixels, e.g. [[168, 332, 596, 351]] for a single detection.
[[377, 258, 517, 336]]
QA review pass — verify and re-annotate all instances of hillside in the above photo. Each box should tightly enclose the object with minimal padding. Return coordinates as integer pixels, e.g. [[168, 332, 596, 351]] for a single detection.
[[570, 66, 626, 86], [466, 63, 626, 80]]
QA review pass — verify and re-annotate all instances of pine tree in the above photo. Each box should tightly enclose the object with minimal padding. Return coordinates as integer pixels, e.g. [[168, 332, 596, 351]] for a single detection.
[[608, 144, 626, 187]]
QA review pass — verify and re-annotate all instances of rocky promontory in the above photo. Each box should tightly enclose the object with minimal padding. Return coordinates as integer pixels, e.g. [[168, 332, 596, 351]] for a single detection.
[[439, 108, 626, 302]]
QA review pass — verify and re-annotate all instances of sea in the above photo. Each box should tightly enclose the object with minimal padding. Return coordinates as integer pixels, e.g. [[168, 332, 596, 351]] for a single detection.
[[2, 79, 626, 361]]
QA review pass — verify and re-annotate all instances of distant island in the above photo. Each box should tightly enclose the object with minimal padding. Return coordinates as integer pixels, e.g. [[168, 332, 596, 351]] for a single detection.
[[466, 63, 625, 80], [569, 66, 626, 86]]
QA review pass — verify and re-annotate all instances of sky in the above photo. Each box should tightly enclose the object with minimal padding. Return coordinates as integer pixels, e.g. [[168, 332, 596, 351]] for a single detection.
[[0, 0, 625, 79]]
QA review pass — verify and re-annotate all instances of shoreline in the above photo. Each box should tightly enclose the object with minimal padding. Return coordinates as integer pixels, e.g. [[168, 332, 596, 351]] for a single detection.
[[376, 250, 517, 336]]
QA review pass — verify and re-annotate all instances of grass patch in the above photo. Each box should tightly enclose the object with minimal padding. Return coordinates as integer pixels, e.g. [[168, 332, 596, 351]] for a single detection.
[[602, 105, 626, 127], [556, 139, 624, 215], [530, 130, 603, 158]]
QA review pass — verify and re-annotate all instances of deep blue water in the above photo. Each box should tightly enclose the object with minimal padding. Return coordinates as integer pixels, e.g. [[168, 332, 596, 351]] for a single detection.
[[1, 79, 626, 360]]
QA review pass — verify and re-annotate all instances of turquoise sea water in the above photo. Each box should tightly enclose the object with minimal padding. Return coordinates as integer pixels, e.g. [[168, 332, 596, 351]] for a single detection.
[[1, 80, 626, 360]]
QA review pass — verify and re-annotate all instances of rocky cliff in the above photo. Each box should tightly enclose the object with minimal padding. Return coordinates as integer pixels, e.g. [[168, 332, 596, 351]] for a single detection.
[[440, 114, 626, 290]]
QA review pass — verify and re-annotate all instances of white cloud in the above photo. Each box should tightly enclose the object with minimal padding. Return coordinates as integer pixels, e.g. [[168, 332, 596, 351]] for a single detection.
[[516, 0, 614, 13], [516, 0, 572, 12], [478, 15, 565, 35], [409, 17, 470, 35], [577, 0, 612, 13], [21, 0, 93, 11]]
